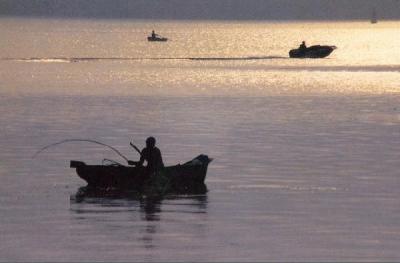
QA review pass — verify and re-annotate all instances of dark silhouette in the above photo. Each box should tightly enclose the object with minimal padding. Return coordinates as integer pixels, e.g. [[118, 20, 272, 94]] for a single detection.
[[147, 31, 168, 42], [299, 41, 307, 51], [128, 137, 164, 174], [70, 154, 212, 194], [289, 43, 337, 58]]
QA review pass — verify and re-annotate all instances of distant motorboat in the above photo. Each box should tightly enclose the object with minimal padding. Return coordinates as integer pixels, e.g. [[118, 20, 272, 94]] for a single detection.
[[289, 45, 337, 59]]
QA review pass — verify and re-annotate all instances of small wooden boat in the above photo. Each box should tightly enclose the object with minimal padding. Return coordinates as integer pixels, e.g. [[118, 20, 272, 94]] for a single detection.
[[70, 155, 212, 194], [147, 36, 168, 42], [289, 45, 337, 58]]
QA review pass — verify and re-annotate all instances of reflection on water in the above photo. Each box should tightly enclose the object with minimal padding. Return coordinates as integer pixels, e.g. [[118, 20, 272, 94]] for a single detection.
[[140, 198, 162, 222], [71, 187, 208, 214], [70, 188, 208, 255]]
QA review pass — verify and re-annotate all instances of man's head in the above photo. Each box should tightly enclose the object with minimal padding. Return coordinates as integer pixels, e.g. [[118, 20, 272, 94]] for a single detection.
[[146, 136, 156, 148]]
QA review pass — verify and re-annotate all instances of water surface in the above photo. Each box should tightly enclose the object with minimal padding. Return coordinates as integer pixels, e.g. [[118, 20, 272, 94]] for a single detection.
[[0, 19, 400, 261]]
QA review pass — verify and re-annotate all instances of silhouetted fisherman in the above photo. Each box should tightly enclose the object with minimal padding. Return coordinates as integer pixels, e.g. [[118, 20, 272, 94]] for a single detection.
[[128, 137, 164, 175], [151, 30, 157, 39], [299, 41, 307, 51]]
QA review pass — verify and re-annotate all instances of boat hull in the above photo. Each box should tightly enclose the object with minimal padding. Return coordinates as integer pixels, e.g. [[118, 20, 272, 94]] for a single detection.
[[289, 45, 336, 58], [71, 155, 211, 194], [147, 37, 168, 42]]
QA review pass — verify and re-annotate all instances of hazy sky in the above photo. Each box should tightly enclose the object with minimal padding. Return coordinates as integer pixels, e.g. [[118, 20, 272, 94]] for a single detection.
[[1, 0, 400, 20]]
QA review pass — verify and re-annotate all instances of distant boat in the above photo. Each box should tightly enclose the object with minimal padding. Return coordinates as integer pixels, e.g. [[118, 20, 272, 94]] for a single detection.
[[289, 45, 337, 59], [371, 8, 378, 24], [147, 32, 168, 42], [147, 36, 168, 42]]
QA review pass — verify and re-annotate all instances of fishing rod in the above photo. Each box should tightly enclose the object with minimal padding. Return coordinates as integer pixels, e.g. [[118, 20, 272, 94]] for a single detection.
[[32, 139, 130, 163]]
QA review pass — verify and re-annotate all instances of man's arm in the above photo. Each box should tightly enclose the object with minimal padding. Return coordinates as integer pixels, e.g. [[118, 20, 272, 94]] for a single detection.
[[157, 148, 164, 168], [128, 149, 145, 166], [137, 153, 145, 166]]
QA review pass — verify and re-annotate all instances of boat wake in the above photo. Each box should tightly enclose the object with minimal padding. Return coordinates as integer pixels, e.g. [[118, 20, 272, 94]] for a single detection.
[[188, 56, 287, 61], [268, 65, 400, 72], [2, 57, 400, 72], [3, 58, 73, 63], [241, 65, 400, 73], [2, 56, 288, 63]]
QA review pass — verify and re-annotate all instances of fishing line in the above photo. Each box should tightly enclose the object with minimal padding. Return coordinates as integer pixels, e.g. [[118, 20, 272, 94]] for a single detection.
[[32, 139, 129, 162]]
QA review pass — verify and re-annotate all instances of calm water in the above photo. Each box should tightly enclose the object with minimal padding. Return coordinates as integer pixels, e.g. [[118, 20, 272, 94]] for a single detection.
[[0, 18, 400, 261]]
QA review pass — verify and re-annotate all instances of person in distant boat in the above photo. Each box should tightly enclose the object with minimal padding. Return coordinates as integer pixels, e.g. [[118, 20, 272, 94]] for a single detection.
[[151, 30, 157, 39], [299, 41, 307, 51], [128, 137, 164, 174]]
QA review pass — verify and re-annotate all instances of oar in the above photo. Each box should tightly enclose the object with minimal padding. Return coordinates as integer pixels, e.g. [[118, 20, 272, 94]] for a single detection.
[[130, 142, 142, 156]]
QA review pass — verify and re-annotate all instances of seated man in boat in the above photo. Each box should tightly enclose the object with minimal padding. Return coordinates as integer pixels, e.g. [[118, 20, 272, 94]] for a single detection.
[[128, 137, 164, 174], [299, 41, 307, 51], [151, 30, 157, 39]]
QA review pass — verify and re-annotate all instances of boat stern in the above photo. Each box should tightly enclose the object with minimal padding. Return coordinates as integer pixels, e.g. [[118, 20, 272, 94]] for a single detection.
[[70, 160, 86, 168]]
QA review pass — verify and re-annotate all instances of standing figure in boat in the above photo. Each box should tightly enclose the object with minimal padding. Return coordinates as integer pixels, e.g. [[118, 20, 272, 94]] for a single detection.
[[299, 41, 307, 51], [128, 137, 164, 175], [147, 30, 168, 42]]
